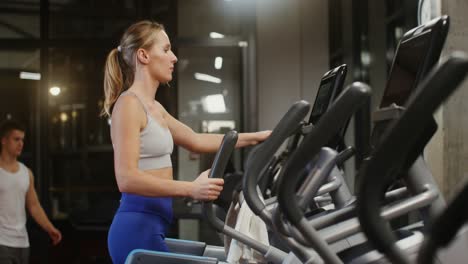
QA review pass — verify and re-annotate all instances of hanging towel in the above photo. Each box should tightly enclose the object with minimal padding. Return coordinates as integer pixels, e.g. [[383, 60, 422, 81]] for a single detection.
[[226, 193, 269, 264]]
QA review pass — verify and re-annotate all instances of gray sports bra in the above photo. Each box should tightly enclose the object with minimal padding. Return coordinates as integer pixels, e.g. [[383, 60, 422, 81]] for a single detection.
[[120, 91, 174, 170]]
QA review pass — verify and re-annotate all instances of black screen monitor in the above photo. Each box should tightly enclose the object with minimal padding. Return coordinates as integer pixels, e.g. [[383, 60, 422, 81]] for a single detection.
[[309, 78, 334, 124], [380, 16, 449, 108], [308, 64, 347, 124]]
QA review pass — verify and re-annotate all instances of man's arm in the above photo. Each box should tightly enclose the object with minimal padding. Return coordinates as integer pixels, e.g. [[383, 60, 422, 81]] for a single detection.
[[25, 168, 62, 245]]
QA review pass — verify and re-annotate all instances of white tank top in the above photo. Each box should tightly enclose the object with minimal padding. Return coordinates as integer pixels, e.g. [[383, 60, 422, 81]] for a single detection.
[[0, 162, 30, 247]]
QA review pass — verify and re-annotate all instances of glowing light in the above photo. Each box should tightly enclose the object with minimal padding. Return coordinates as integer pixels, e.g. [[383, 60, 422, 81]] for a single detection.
[[210, 32, 225, 39], [60, 112, 68, 122], [49, 86, 61, 96], [202, 94, 226, 113], [194, 73, 221, 84], [214, 57, 223, 70], [20, 71, 41, 80]]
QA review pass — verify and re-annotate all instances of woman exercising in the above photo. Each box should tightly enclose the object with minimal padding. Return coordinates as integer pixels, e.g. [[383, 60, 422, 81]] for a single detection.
[[103, 20, 270, 264]]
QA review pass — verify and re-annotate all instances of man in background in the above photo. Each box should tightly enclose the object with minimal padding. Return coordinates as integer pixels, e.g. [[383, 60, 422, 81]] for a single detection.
[[0, 119, 62, 264]]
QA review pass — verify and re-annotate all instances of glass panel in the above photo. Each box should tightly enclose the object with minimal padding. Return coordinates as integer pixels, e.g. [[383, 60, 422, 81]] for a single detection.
[[0, 49, 40, 70], [49, 0, 174, 39], [177, 46, 241, 180], [176, 45, 242, 244], [0, 48, 39, 168], [0, 1, 40, 39], [46, 46, 119, 221], [178, 0, 243, 38], [329, 0, 344, 67]]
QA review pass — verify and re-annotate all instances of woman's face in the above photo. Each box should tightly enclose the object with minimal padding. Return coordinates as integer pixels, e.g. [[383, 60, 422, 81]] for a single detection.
[[146, 30, 178, 84]]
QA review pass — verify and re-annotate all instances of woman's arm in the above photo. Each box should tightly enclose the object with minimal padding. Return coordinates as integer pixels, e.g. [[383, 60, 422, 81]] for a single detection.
[[191, 131, 271, 150], [112, 96, 223, 200], [161, 103, 270, 153]]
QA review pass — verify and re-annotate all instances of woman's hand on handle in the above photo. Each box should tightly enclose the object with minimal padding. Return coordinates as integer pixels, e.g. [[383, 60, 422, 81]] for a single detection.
[[190, 169, 224, 201], [237, 130, 272, 147], [253, 130, 272, 144]]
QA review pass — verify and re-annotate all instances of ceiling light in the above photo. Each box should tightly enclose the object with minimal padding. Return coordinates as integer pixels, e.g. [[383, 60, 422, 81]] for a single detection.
[[20, 71, 41, 80], [194, 73, 221, 84], [238, 41, 248, 47], [214, 57, 223, 70], [210, 32, 225, 39], [49, 86, 61, 96]]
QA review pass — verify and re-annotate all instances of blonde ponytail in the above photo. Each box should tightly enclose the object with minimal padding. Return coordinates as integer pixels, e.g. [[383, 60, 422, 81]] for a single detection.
[[102, 48, 124, 117]]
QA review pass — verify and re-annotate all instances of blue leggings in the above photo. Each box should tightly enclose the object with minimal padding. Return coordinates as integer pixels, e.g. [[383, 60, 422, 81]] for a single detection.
[[107, 212, 170, 264]]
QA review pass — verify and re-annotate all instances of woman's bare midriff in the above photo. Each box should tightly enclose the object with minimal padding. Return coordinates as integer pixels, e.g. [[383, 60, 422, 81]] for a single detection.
[[144, 167, 173, 180]]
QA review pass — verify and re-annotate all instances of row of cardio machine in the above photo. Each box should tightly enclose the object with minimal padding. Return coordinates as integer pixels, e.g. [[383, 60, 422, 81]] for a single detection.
[[126, 15, 468, 264]]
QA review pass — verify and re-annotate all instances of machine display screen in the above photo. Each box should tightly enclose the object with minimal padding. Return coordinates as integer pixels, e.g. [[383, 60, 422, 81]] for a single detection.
[[309, 79, 334, 124], [380, 30, 432, 108]]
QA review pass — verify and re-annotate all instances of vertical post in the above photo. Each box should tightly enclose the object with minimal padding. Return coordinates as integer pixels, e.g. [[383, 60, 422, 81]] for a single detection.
[[240, 0, 258, 134], [239, 0, 257, 168], [368, 0, 387, 109], [438, 0, 468, 198], [38, 2, 50, 263], [353, 0, 371, 169], [39, 0, 49, 204]]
